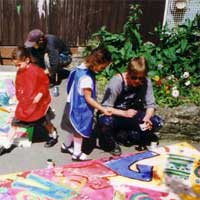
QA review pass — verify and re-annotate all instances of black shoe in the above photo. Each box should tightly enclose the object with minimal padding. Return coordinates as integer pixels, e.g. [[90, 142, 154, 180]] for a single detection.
[[135, 145, 148, 151], [0, 145, 16, 156], [0, 146, 6, 155], [44, 138, 58, 148], [110, 144, 122, 156]]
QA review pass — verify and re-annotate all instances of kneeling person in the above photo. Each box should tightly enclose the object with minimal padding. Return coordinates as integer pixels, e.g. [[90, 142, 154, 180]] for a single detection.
[[97, 56, 163, 155]]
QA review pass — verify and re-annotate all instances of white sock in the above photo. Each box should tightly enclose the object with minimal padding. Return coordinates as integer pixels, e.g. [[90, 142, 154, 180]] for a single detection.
[[64, 132, 73, 147], [72, 152, 87, 160], [96, 138, 100, 147], [52, 131, 57, 139], [73, 137, 83, 156], [49, 131, 57, 139], [3, 140, 12, 149]]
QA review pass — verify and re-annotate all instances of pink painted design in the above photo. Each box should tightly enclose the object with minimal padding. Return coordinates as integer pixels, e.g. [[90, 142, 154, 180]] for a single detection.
[[0, 143, 199, 199], [126, 185, 168, 200]]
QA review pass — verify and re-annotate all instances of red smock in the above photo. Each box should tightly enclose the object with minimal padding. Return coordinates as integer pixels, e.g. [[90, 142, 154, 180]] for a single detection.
[[15, 63, 51, 122]]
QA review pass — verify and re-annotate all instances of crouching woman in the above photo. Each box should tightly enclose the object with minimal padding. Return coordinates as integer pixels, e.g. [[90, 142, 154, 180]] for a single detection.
[[96, 56, 163, 155]]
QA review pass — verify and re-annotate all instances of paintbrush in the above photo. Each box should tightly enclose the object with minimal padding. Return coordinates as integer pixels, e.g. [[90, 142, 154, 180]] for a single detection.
[[0, 106, 10, 113]]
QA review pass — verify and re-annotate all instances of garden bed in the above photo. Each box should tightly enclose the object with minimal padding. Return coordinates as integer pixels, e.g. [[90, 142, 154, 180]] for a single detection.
[[96, 79, 200, 142]]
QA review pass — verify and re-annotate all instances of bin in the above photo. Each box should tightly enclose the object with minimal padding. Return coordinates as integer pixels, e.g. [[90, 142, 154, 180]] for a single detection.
[[26, 126, 34, 141]]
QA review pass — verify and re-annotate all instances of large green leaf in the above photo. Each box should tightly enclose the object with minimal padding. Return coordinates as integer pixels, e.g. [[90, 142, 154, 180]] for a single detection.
[[163, 47, 177, 61], [180, 39, 188, 53]]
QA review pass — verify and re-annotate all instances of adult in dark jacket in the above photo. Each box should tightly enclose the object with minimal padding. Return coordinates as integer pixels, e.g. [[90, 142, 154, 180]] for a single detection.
[[24, 29, 72, 85]]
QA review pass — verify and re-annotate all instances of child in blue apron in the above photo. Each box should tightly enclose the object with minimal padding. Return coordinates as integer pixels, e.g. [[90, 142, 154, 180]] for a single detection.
[[61, 48, 112, 161]]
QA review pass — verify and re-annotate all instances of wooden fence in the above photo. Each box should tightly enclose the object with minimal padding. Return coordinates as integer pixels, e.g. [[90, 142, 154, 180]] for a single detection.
[[0, 0, 165, 47]]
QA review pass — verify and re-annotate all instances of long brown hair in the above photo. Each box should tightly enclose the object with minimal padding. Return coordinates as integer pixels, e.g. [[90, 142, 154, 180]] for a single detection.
[[85, 47, 112, 70]]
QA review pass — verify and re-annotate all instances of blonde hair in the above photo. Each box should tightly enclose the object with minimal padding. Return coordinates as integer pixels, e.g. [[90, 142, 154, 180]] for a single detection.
[[127, 56, 147, 76]]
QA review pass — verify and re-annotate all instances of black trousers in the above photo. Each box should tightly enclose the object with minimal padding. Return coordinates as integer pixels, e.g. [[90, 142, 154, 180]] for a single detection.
[[97, 111, 162, 150]]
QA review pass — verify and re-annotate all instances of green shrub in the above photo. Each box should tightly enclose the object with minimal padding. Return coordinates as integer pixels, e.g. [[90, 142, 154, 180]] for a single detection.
[[144, 16, 200, 107], [85, 4, 200, 107]]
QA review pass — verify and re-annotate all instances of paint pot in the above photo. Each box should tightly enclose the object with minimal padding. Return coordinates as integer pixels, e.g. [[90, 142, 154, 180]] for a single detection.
[[139, 123, 148, 131], [17, 139, 32, 148], [52, 86, 59, 97], [0, 92, 10, 106], [47, 159, 55, 168]]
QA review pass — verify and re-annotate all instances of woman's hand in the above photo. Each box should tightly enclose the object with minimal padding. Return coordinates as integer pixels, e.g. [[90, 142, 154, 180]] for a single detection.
[[124, 109, 137, 118], [142, 108, 155, 130], [142, 117, 153, 130]]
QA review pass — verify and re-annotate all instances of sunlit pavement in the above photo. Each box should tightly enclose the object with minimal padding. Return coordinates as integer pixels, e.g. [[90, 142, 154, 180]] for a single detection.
[[0, 66, 199, 175]]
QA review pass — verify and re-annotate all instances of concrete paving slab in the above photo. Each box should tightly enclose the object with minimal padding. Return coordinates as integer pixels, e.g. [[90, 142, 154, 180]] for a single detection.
[[0, 66, 199, 175]]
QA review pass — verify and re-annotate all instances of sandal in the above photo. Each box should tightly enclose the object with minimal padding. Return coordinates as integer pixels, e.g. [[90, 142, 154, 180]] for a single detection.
[[72, 152, 91, 162], [61, 143, 73, 154]]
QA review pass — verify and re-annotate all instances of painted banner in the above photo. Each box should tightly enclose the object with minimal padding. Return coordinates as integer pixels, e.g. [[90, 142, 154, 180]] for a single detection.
[[0, 72, 28, 147], [0, 142, 199, 199]]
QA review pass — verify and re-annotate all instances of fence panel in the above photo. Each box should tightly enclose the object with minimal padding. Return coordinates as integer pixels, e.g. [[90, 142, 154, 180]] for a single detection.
[[0, 0, 165, 47]]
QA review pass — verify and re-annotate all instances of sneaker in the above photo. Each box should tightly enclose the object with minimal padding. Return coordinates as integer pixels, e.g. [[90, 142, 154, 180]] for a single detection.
[[135, 145, 148, 151], [72, 152, 91, 162], [110, 144, 122, 156], [61, 143, 73, 154], [44, 137, 58, 148]]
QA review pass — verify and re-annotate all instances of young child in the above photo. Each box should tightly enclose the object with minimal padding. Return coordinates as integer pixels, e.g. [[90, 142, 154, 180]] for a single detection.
[[3, 46, 56, 150], [29, 47, 58, 147], [61, 47, 112, 161]]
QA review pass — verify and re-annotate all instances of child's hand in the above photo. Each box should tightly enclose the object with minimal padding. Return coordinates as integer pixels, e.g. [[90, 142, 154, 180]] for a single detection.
[[33, 93, 43, 103], [44, 68, 50, 74]]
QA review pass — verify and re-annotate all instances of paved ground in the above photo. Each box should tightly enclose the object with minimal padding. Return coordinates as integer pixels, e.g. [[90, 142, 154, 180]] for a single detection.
[[0, 65, 199, 175]]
